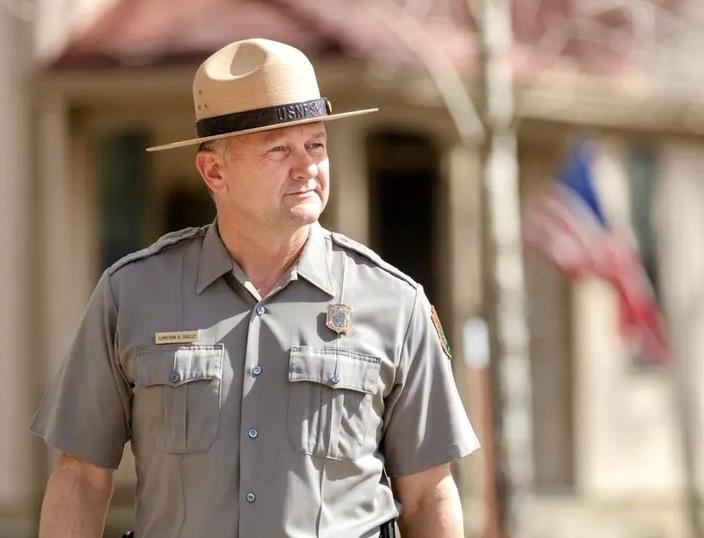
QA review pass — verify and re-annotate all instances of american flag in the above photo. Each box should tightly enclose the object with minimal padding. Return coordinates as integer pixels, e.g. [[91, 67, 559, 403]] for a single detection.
[[522, 142, 670, 363]]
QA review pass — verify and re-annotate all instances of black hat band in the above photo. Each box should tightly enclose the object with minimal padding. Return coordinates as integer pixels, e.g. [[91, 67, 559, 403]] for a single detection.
[[196, 97, 332, 138]]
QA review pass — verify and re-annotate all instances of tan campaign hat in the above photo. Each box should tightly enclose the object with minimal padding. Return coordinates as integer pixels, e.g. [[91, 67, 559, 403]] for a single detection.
[[146, 38, 378, 152]]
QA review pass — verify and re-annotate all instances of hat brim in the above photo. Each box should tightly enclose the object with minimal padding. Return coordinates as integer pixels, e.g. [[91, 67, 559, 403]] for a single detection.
[[146, 108, 378, 152]]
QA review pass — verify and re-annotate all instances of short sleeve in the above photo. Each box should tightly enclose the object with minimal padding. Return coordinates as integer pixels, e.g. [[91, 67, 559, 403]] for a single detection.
[[30, 271, 131, 469], [382, 287, 480, 477]]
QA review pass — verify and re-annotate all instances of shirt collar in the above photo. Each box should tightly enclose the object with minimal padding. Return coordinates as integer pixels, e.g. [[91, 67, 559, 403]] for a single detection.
[[196, 220, 336, 297], [196, 220, 235, 294], [294, 221, 336, 297]]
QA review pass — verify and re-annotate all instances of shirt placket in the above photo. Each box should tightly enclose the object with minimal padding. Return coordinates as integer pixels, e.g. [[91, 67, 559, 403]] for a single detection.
[[238, 298, 266, 535]]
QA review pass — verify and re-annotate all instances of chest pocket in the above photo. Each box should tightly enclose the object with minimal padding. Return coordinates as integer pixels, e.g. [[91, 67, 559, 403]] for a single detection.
[[287, 345, 381, 461], [133, 344, 224, 454]]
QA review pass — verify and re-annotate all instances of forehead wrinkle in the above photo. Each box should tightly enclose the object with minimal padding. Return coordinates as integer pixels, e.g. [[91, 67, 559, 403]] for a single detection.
[[260, 124, 327, 144], [259, 129, 285, 144], [230, 125, 328, 156]]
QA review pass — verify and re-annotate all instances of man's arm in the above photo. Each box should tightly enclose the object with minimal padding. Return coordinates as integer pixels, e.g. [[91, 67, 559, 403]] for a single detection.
[[38, 453, 114, 538], [391, 463, 464, 538]]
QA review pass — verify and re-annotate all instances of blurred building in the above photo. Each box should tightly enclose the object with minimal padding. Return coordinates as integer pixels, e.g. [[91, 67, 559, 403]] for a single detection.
[[4, 0, 704, 536]]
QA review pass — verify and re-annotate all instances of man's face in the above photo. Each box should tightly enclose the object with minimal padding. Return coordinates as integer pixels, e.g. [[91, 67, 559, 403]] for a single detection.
[[208, 122, 329, 232]]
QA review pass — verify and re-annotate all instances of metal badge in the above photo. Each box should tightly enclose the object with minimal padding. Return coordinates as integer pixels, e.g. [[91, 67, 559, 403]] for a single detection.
[[326, 303, 353, 335]]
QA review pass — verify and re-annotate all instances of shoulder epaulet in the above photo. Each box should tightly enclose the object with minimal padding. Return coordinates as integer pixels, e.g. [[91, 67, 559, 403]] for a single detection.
[[107, 226, 206, 275], [330, 232, 418, 288]]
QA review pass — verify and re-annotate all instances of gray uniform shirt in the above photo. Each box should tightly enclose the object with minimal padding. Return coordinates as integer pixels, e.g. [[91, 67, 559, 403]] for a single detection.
[[31, 221, 480, 538]]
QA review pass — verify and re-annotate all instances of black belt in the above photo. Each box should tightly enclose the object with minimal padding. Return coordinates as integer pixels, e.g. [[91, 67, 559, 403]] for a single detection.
[[121, 520, 396, 538], [379, 518, 397, 538]]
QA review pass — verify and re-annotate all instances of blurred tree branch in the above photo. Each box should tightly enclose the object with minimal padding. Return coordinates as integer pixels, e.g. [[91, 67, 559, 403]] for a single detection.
[[360, 0, 486, 144]]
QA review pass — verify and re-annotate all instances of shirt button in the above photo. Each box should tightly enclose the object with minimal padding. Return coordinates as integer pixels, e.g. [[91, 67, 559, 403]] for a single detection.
[[256, 305, 266, 316], [248, 428, 259, 439], [246, 492, 256, 503], [170, 372, 180, 384], [252, 365, 263, 376], [329, 374, 340, 386]]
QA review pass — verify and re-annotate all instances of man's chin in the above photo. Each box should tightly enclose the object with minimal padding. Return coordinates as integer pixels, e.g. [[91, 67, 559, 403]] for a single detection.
[[285, 203, 322, 226]]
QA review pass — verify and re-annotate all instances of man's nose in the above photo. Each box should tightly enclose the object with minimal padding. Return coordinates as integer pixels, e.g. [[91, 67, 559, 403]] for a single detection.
[[290, 150, 319, 180]]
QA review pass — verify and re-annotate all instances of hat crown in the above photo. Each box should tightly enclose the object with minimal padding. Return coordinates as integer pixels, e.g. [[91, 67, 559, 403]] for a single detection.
[[193, 38, 321, 120]]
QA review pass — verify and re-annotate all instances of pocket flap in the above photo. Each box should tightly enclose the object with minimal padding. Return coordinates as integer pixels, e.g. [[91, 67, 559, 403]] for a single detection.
[[289, 346, 381, 394], [135, 344, 224, 388]]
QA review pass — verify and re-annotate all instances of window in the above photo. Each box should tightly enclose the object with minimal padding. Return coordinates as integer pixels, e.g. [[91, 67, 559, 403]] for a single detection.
[[627, 145, 667, 369], [99, 130, 149, 270], [628, 145, 660, 301]]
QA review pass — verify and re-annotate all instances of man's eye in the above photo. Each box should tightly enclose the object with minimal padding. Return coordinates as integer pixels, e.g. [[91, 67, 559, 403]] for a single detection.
[[308, 143, 325, 151], [270, 145, 288, 152]]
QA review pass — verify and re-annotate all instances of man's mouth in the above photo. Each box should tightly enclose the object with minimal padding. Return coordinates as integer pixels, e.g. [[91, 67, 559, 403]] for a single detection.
[[286, 190, 316, 196]]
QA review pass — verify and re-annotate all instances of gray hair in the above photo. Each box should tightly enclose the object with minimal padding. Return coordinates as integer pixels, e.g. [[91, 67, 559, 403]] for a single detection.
[[198, 138, 230, 155]]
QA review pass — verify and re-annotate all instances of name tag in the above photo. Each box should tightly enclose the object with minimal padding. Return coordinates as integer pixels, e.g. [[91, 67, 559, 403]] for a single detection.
[[154, 331, 199, 345]]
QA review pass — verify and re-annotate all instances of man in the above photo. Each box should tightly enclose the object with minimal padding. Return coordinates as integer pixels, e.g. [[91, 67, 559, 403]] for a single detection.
[[31, 38, 480, 537]]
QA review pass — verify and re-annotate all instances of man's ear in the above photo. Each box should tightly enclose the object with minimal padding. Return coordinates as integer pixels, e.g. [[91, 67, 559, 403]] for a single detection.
[[195, 150, 227, 194]]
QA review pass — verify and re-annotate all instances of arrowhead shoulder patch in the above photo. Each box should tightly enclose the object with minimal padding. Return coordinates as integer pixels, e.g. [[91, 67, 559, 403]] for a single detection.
[[431, 306, 452, 360]]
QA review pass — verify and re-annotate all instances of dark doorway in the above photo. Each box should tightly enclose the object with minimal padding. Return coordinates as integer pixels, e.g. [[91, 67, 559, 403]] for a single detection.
[[366, 131, 440, 302]]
